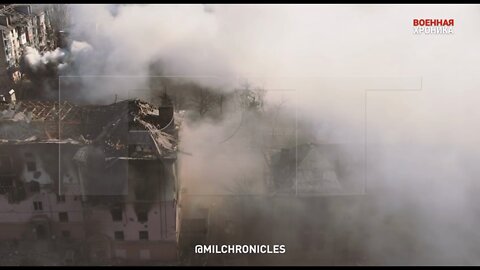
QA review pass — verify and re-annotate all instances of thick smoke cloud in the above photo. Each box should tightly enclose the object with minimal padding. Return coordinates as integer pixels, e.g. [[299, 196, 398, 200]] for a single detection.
[[27, 4, 480, 264], [24, 40, 92, 71], [24, 47, 66, 71]]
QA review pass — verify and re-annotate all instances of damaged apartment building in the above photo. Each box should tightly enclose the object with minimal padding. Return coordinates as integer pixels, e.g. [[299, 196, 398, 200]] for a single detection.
[[180, 142, 369, 265], [0, 4, 51, 90], [0, 94, 180, 264]]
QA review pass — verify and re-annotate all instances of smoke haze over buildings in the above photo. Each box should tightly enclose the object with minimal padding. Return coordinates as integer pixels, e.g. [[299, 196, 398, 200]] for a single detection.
[[22, 4, 480, 264]]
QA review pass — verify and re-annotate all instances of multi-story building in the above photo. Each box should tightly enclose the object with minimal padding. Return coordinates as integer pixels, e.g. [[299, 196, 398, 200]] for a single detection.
[[0, 95, 180, 265], [179, 143, 368, 265], [0, 4, 51, 89]]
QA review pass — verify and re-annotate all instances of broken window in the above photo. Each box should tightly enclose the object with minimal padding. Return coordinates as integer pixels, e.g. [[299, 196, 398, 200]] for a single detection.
[[114, 231, 124, 241], [29, 181, 40, 192], [111, 208, 123, 222], [33, 201, 43, 211], [57, 194, 66, 203], [59, 212, 69, 222], [0, 176, 13, 194], [26, 161, 36, 172], [24, 153, 36, 172], [62, 230, 71, 238], [139, 231, 149, 240], [0, 155, 13, 174], [33, 171, 41, 179], [137, 210, 148, 223], [36, 224, 47, 239], [8, 183, 26, 203]]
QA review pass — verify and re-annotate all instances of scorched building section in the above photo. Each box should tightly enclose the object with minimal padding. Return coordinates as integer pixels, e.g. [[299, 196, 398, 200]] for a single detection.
[[0, 95, 180, 264], [0, 4, 51, 86]]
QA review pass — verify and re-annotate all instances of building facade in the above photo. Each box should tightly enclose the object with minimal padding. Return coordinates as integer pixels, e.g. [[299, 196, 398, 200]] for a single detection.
[[0, 97, 180, 265], [0, 4, 51, 89], [179, 143, 368, 265]]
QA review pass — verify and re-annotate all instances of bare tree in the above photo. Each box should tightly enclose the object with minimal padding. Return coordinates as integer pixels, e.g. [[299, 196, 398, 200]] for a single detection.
[[233, 83, 265, 113], [191, 87, 218, 117], [46, 4, 71, 32]]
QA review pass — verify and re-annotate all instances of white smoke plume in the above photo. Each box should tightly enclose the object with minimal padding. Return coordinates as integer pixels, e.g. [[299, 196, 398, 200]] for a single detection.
[[36, 4, 480, 265], [23, 40, 92, 72], [24, 46, 66, 71]]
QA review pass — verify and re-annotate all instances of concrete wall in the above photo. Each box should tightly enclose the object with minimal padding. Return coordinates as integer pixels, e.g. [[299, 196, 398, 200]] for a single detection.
[[87, 201, 176, 243], [0, 192, 85, 240], [0, 141, 179, 263]]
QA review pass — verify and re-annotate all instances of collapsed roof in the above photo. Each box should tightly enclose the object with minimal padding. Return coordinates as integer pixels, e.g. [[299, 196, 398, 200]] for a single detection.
[[0, 99, 178, 158], [270, 143, 362, 195]]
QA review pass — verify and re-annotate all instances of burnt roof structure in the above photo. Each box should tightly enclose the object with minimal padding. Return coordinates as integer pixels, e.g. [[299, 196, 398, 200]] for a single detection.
[[0, 99, 178, 159], [270, 143, 364, 195]]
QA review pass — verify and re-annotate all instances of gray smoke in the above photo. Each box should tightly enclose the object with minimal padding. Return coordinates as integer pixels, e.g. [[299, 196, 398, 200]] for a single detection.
[[35, 4, 480, 265]]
